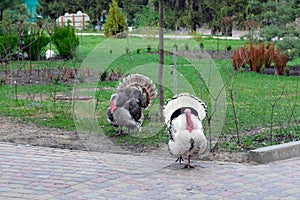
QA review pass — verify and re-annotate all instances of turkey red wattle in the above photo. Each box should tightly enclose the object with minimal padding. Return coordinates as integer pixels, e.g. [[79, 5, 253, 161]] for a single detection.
[[185, 109, 194, 132], [109, 95, 118, 114], [110, 102, 116, 114]]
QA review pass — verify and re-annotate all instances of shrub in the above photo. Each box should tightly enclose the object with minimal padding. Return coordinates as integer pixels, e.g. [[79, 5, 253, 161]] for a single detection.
[[273, 52, 288, 75], [147, 44, 151, 52], [0, 35, 18, 58], [52, 25, 79, 59], [263, 43, 275, 68], [259, 25, 278, 41], [247, 42, 264, 72], [23, 33, 50, 60], [185, 43, 189, 50], [100, 70, 108, 81], [192, 31, 204, 50], [277, 36, 300, 61], [231, 42, 288, 75], [231, 45, 248, 70], [226, 45, 232, 51]]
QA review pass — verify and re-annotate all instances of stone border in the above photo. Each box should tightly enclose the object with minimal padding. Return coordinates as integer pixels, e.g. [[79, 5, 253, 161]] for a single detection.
[[248, 141, 300, 164]]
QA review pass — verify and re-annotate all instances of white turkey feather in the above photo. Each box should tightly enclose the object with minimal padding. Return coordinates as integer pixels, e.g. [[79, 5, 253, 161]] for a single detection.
[[170, 114, 204, 137], [163, 93, 207, 168], [164, 93, 206, 126], [168, 129, 207, 156]]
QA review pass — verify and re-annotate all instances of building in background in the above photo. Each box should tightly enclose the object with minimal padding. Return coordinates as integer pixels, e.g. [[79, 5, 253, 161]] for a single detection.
[[57, 11, 90, 30]]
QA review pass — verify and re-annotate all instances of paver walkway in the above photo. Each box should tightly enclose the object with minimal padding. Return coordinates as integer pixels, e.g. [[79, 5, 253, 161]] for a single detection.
[[1, 142, 300, 200]]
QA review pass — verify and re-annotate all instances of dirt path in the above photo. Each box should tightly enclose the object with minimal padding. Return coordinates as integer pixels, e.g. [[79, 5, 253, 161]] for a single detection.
[[0, 116, 249, 163], [0, 116, 168, 155]]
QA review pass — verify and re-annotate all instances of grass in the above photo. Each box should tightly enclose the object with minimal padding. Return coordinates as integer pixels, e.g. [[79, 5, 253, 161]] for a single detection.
[[240, 124, 300, 150], [3, 35, 105, 71], [0, 35, 299, 150], [0, 83, 75, 130], [288, 57, 300, 66], [93, 38, 299, 149]]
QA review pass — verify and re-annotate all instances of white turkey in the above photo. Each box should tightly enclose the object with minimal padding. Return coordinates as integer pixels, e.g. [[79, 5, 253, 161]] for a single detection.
[[107, 74, 156, 135], [164, 93, 208, 168]]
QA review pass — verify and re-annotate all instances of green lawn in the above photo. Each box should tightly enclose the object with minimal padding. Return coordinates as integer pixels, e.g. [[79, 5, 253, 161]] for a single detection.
[[91, 36, 299, 149], [0, 35, 299, 150]]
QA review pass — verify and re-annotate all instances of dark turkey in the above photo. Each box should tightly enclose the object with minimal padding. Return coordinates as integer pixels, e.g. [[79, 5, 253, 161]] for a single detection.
[[107, 74, 156, 135]]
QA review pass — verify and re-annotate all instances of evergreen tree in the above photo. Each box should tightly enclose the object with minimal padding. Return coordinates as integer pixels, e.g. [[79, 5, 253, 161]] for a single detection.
[[120, 0, 148, 26], [204, 0, 249, 35], [134, 2, 158, 28], [52, 25, 79, 59], [0, 0, 24, 21], [77, 0, 108, 30], [248, 0, 300, 40], [37, 0, 81, 19], [104, 0, 127, 37], [0, 3, 30, 35]]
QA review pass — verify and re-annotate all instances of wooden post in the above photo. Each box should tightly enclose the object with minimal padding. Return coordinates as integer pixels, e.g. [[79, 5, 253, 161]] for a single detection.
[[158, 0, 165, 122], [61, 16, 64, 28], [82, 14, 85, 30], [72, 14, 75, 27], [173, 47, 177, 95]]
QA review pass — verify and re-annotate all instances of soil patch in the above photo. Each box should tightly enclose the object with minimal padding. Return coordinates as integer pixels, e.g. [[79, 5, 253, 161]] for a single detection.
[[262, 66, 300, 76], [0, 116, 248, 163], [0, 67, 101, 85]]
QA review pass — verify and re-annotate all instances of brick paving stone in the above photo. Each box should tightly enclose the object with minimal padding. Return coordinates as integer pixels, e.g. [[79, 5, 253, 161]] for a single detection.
[[285, 188, 300, 195], [94, 181, 113, 189], [1, 192, 24, 198], [1, 142, 300, 199], [0, 187, 12, 192], [292, 193, 300, 199]]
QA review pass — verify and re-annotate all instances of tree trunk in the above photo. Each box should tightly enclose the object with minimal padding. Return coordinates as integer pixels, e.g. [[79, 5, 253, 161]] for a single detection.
[[96, 16, 101, 31], [0, 9, 3, 21], [158, 0, 164, 122]]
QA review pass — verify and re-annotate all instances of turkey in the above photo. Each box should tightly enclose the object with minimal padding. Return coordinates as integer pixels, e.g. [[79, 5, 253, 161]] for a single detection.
[[107, 73, 156, 135], [163, 93, 208, 168]]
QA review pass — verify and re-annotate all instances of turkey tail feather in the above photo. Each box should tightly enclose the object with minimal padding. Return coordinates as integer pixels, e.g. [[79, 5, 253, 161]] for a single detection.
[[163, 93, 207, 126], [117, 74, 156, 108]]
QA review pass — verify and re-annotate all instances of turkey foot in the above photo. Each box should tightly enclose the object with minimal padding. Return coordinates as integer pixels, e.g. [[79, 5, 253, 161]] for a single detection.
[[116, 130, 124, 136], [116, 129, 130, 136], [183, 164, 194, 169], [175, 156, 184, 164], [183, 155, 194, 169]]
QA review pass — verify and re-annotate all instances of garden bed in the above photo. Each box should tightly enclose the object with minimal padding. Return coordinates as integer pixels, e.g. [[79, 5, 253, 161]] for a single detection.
[[258, 66, 300, 76], [0, 67, 101, 85]]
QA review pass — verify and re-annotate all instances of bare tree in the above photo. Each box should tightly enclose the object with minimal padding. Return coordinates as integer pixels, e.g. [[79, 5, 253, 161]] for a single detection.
[[157, 0, 164, 122], [268, 85, 285, 144], [195, 65, 228, 152], [227, 72, 241, 145], [282, 81, 299, 139]]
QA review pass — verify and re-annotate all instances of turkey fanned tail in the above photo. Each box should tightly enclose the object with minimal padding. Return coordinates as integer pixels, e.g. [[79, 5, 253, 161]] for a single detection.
[[164, 93, 208, 168], [107, 74, 156, 135]]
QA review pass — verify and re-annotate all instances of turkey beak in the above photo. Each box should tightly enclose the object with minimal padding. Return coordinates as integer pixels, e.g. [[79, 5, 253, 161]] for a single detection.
[[110, 99, 117, 114]]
